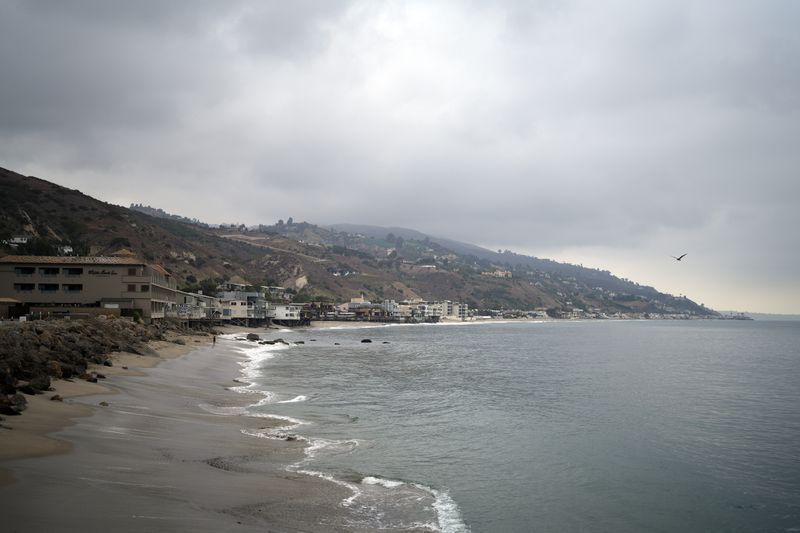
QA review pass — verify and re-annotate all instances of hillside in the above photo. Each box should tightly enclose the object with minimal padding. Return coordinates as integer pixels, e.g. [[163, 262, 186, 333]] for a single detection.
[[0, 166, 717, 316]]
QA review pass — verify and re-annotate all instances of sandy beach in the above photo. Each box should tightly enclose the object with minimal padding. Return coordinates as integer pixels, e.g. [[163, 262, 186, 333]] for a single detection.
[[0, 326, 360, 532]]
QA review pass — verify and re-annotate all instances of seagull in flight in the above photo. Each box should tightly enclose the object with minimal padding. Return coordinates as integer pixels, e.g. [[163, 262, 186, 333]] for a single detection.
[[671, 253, 688, 261]]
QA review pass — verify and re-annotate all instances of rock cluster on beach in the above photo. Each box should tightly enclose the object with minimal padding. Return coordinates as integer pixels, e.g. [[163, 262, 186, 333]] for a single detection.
[[0, 318, 214, 416]]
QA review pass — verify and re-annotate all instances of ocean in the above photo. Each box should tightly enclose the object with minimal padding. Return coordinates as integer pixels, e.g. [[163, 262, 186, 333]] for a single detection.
[[224, 320, 800, 532]]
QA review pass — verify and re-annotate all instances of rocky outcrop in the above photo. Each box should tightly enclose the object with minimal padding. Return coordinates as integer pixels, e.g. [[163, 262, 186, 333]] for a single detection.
[[0, 318, 212, 416]]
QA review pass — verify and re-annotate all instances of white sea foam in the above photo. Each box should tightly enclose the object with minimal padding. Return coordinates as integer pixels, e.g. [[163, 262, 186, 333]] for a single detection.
[[362, 476, 406, 489], [413, 484, 469, 533], [227, 331, 467, 532], [302, 437, 360, 460], [277, 395, 308, 403]]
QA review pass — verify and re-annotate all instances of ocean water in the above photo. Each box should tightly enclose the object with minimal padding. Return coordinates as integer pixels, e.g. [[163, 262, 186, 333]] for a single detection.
[[225, 320, 800, 532]]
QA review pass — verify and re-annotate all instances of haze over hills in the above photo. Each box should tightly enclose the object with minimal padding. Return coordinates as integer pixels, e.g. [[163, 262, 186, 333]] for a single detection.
[[1, 166, 717, 317]]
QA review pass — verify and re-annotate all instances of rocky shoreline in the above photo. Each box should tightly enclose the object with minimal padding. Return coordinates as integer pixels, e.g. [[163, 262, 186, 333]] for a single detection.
[[0, 318, 216, 418]]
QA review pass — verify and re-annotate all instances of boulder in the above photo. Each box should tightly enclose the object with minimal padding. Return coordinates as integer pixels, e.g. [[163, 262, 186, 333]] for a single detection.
[[0, 393, 28, 415], [246, 333, 261, 342], [47, 360, 63, 379], [29, 374, 51, 393], [50, 394, 63, 402], [361, 339, 372, 343]]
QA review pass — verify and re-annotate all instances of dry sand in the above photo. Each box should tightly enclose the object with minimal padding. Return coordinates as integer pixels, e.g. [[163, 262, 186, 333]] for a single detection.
[[0, 326, 360, 532]]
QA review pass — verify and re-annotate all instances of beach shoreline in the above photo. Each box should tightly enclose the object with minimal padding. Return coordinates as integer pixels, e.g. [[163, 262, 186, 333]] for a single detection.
[[0, 328, 222, 475], [0, 319, 495, 530], [0, 323, 369, 532]]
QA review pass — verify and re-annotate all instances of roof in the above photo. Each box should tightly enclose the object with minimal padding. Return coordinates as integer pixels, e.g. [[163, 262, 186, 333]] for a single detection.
[[148, 263, 172, 277], [0, 255, 146, 266]]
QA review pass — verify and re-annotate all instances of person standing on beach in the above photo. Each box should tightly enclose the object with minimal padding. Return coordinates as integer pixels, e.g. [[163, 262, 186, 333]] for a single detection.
[[213, 335, 216, 347]]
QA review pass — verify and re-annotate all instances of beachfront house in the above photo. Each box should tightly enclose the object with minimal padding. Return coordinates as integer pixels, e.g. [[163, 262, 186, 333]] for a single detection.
[[0, 255, 180, 321]]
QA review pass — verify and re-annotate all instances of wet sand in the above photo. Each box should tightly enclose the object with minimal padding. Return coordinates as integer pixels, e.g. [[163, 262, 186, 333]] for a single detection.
[[0, 328, 357, 532]]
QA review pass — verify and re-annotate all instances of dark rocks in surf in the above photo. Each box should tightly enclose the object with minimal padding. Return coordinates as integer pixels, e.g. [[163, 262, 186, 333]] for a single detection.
[[361, 339, 372, 343], [246, 333, 261, 342]]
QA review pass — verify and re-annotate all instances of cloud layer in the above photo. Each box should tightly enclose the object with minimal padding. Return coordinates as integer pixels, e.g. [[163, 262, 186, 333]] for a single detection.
[[1, 0, 798, 312]]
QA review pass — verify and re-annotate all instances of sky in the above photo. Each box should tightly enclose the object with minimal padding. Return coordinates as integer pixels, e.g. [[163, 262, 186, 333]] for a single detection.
[[1, 0, 798, 314]]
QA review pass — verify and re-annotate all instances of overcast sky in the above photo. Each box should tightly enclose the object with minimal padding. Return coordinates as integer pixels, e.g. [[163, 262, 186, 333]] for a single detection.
[[1, 0, 798, 313]]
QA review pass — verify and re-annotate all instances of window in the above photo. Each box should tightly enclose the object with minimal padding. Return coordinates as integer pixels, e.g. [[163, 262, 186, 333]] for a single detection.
[[128, 284, 136, 292], [140, 285, 149, 292], [38, 283, 59, 292], [39, 267, 60, 276], [128, 268, 137, 276], [14, 267, 35, 276], [63, 284, 83, 292], [14, 283, 34, 292], [64, 267, 83, 276]]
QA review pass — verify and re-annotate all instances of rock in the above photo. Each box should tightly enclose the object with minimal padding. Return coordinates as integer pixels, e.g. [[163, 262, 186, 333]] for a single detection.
[[172, 338, 186, 345], [294, 341, 305, 345], [10, 393, 26, 411], [310, 339, 317, 342], [246, 333, 261, 341], [18, 377, 48, 395], [29, 374, 51, 393], [103, 360, 113, 367], [0, 369, 16, 395], [121, 366, 129, 370], [382, 341, 390, 344], [361, 339, 372, 343], [95, 373, 107, 379], [334, 343, 340, 346], [50, 394, 63, 402], [0, 394, 26, 415], [264, 341, 275, 345], [79, 373, 98, 383], [99, 401, 109, 407], [47, 360, 63, 379], [285, 435, 297, 442]]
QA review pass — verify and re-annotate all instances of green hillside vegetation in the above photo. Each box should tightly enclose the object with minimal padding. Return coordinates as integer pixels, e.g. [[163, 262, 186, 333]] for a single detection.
[[0, 166, 717, 316]]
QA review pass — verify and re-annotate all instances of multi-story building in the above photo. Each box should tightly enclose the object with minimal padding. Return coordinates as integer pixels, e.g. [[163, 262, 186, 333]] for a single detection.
[[268, 304, 303, 323], [0, 255, 179, 321]]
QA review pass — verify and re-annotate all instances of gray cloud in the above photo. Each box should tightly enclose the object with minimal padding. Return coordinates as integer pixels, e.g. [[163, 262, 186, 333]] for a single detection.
[[1, 0, 798, 312]]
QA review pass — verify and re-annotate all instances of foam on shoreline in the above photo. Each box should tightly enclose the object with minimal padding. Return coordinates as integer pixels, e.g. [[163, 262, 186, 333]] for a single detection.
[[225, 333, 471, 532]]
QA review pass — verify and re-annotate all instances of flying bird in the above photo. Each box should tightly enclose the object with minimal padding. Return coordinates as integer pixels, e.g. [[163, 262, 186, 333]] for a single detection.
[[671, 253, 688, 261]]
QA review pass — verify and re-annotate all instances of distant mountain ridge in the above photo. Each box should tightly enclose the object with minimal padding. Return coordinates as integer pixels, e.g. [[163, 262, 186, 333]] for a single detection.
[[0, 166, 718, 316]]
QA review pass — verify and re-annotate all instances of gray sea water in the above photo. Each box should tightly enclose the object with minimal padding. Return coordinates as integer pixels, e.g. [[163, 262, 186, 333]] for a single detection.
[[226, 320, 800, 532]]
